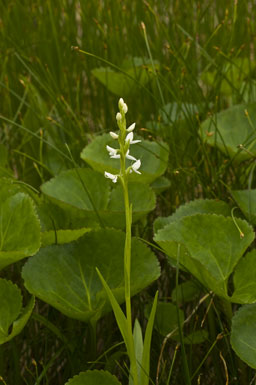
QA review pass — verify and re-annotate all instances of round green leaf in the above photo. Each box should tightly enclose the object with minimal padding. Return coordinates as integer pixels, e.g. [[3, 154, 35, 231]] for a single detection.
[[200, 103, 256, 162], [80, 133, 169, 184], [154, 199, 231, 233], [231, 304, 256, 369], [154, 214, 254, 296], [0, 193, 41, 270], [65, 370, 121, 385], [22, 229, 160, 322], [232, 250, 256, 303]]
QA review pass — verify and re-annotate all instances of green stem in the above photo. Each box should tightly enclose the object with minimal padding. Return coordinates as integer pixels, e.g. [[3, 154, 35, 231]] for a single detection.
[[119, 131, 138, 385], [121, 175, 138, 385]]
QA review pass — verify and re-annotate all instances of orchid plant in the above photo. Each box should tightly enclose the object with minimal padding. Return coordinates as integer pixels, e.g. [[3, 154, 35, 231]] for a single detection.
[[96, 98, 158, 385]]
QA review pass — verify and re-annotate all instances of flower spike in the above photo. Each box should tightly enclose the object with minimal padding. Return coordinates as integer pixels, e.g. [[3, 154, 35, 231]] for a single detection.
[[104, 98, 142, 183]]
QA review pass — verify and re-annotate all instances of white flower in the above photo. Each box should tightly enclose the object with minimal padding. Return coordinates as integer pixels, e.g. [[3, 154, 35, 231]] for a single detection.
[[125, 132, 141, 145], [127, 123, 136, 132], [130, 159, 141, 174], [119, 98, 125, 107], [118, 98, 128, 114], [110, 131, 119, 139], [116, 112, 122, 121], [125, 150, 137, 161], [106, 145, 120, 159], [123, 103, 128, 114], [104, 171, 118, 183]]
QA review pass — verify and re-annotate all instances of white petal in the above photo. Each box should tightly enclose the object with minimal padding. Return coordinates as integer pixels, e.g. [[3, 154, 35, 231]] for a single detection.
[[132, 159, 141, 174], [131, 139, 141, 144], [127, 123, 136, 132], [125, 150, 137, 161], [110, 154, 120, 159], [104, 171, 118, 183], [106, 145, 117, 155], [125, 132, 134, 143], [110, 131, 119, 139]]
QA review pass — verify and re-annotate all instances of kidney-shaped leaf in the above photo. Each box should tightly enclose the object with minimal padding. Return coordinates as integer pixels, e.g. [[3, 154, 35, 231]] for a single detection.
[[65, 370, 121, 385], [81, 134, 169, 185], [154, 214, 254, 296], [231, 304, 256, 369], [232, 250, 256, 303], [0, 193, 41, 270], [0, 279, 34, 344], [22, 229, 160, 323], [200, 103, 256, 162]]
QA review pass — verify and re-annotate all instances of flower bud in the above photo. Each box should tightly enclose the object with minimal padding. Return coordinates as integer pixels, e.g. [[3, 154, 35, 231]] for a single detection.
[[110, 131, 119, 139], [116, 112, 122, 121], [127, 123, 136, 132]]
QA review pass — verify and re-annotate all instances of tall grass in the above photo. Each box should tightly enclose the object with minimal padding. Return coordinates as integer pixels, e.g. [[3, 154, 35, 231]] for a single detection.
[[1, 0, 256, 384]]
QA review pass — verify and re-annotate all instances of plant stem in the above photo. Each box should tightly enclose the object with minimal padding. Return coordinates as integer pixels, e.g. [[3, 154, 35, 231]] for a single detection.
[[120, 124, 138, 385]]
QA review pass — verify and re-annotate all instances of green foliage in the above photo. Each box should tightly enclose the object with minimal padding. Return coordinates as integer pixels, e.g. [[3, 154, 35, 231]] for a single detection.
[[22, 229, 160, 323], [0, 279, 34, 344], [0, 191, 41, 270], [231, 304, 256, 369], [200, 103, 256, 161], [154, 213, 254, 298], [65, 370, 122, 385], [232, 250, 256, 303]]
